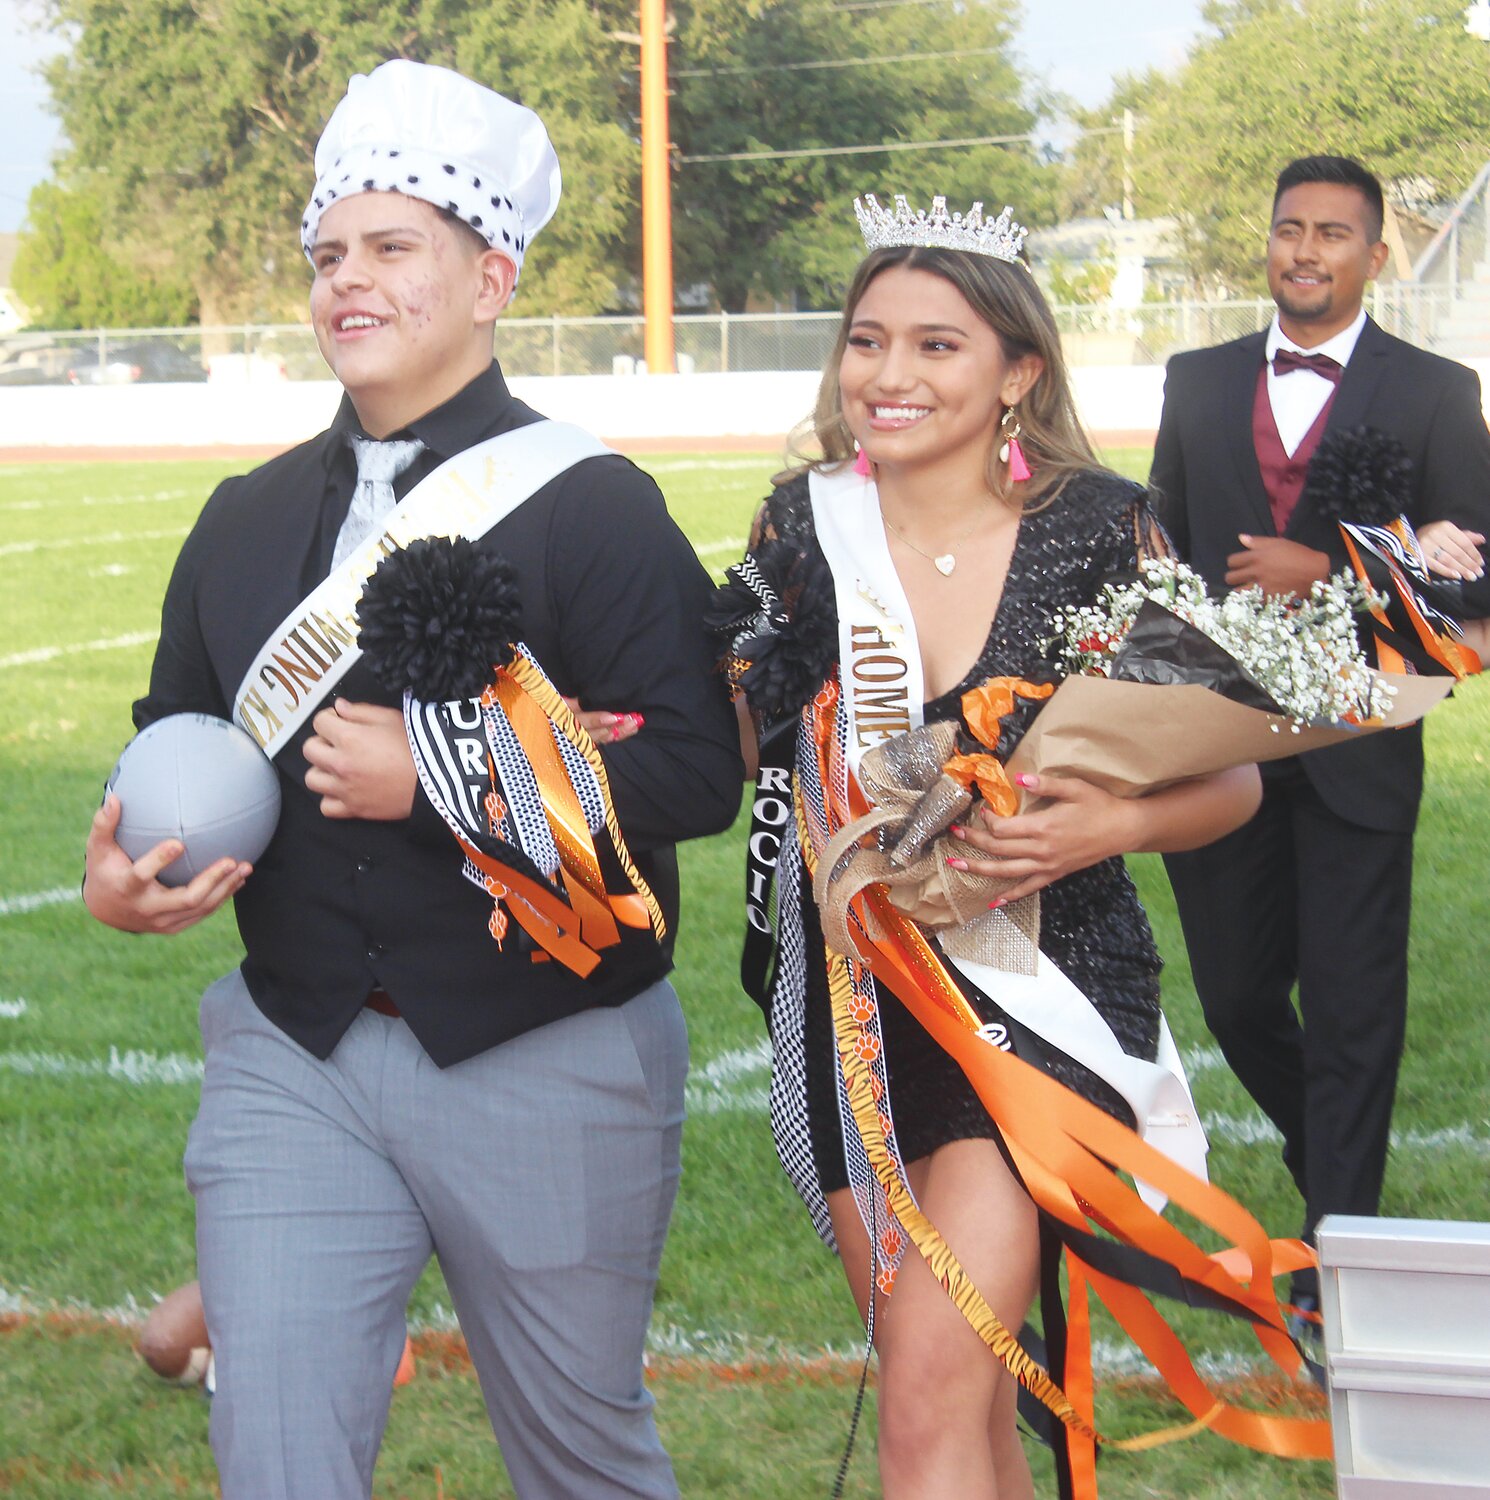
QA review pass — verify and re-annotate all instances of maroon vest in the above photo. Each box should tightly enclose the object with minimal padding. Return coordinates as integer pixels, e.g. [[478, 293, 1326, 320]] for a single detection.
[[1252, 362, 1337, 533]]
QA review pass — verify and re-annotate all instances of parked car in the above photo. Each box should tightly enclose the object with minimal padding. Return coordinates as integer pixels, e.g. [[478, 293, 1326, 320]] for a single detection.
[[0, 341, 71, 385], [66, 340, 209, 385]]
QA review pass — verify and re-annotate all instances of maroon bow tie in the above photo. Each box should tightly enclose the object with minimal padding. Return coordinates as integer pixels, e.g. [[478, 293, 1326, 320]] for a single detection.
[[1272, 348, 1343, 384]]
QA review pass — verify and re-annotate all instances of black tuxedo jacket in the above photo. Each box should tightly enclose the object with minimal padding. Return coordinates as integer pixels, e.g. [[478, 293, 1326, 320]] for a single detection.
[[1150, 318, 1490, 832]]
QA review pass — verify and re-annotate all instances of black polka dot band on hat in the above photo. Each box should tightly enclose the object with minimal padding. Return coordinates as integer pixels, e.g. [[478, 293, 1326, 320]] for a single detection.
[[303, 59, 561, 283]]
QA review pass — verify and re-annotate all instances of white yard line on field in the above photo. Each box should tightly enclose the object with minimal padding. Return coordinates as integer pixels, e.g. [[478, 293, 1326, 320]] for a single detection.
[[0, 630, 156, 669], [0, 525, 187, 559], [0, 488, 194, 513], [685, 1037, 773, 1115], [638, 459, 781, 475], [0, 1284, 151, 1327], [0, 885, 80, 916], [1205, 1112, 1490, 1156], [693, 535, 748, 559], [679, 1041, 1490, 1155], [0, 1047, 204, 1085], [0, 998, 28, 1018], [2, 1025, 1482, 1159]]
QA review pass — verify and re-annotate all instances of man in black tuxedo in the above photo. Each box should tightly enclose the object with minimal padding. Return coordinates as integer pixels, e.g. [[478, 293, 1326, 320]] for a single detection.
[[1149, 155, 1490, 1313]]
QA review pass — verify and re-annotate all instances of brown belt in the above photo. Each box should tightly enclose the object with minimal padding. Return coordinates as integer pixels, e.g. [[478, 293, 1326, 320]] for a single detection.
[[365, 988, 400, 1018]]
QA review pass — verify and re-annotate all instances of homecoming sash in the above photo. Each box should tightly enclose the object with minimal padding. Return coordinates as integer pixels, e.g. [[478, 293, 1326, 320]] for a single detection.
[[232, 421, 610, 758], [808, 463, 1208, 1207]]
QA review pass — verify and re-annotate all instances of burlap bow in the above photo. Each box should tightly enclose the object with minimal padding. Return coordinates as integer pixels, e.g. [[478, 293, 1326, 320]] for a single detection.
[[812, 720, 1040, 974]]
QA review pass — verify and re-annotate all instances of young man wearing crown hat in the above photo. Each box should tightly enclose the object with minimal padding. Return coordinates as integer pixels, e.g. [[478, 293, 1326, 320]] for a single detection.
[[1150, 154, 1490, 1332], [83, 59, 741, 1499]]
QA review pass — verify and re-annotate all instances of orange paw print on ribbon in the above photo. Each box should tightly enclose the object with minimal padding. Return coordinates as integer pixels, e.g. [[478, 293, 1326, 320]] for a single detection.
[[880, 1225, 904, 1260], [813, 679, 840, 748], [876, 1264, 898, 1295], [854, 1032, 882, 1063], [851, 995, 877, 1025]]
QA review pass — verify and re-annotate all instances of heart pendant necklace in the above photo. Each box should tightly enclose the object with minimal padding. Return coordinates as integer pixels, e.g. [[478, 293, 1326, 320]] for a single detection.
[[881, 506, 987, 578]]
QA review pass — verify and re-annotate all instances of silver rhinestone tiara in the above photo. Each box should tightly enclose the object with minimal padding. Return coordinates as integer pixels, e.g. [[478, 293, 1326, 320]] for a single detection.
[[854, 193, 1027, 263]]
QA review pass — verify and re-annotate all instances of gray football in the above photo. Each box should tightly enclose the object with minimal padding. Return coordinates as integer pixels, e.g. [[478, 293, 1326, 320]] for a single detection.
[[109, 713, 281, 887]]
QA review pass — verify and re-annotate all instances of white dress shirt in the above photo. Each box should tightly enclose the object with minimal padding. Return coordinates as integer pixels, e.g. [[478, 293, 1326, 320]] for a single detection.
[[1264, 308, 1367, 457]]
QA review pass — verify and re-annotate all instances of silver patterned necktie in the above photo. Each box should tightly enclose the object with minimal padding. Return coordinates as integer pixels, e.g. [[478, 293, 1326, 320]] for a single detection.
[[331, 435, 426, 569]]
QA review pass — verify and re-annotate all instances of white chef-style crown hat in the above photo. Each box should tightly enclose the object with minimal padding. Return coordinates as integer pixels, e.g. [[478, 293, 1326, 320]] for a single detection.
[[301, 59, 562, 282]]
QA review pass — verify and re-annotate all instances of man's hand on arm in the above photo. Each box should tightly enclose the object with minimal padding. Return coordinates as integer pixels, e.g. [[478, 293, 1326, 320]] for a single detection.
[[304, 700, 417, 820], [1225, 534, 1330, 597], [83, 794, 249, 935]]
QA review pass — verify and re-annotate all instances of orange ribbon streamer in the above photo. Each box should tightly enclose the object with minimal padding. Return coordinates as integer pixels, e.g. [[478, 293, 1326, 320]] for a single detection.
[[492, 672, 622, 953], [805, 683, 1331, 1482], [439, 655, 666, 976], [506, 653, 666, 939]]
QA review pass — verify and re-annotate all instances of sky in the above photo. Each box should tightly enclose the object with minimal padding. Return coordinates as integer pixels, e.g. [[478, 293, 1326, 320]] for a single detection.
[[0, 0, 1207, 235]]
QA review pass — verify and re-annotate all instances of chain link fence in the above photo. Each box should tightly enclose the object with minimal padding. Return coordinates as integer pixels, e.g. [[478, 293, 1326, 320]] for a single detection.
[[0, 285, 1468, 387]]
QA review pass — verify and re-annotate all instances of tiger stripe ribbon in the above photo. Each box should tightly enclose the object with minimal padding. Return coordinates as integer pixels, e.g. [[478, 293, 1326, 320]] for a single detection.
[[405, 645, 664, 976]]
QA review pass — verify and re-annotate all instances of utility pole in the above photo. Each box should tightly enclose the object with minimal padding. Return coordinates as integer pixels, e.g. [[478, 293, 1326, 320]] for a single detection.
[[1121, 107, 1135, 222], [640, 0, 676, 374]]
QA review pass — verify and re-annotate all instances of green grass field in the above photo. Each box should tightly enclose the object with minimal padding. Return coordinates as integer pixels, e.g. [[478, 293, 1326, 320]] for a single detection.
[[1, 449, 1486, 1499]]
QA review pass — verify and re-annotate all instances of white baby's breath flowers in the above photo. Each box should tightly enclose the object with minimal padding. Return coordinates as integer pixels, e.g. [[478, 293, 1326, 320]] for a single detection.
[[1052, 557, 1392, 726]]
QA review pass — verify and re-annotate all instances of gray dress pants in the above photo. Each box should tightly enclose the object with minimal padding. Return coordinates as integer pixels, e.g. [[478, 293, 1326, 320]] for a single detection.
[[184, 968, 686, 1500]]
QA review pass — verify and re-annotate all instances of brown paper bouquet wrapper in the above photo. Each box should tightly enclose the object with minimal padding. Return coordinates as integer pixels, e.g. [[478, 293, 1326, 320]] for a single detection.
[[1004, 671, 1454, 799], [818, 671, 1451, 965]]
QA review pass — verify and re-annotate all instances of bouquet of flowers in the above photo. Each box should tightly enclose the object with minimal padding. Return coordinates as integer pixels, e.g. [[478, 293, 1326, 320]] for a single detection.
[[1004, 556, 1451, 798], [821, 557, 1452, 947], [1054, 558, 1391, 724]]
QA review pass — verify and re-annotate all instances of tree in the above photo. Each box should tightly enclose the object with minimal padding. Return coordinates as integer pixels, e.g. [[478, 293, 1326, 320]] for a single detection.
[[1129, 0, 1490, 292], [31, 0, 1049, 321], [1057, 72, 1167, 224], [12, 180, 198, 329], [663, 0, 1054, 311], [35, 0, 638, 321]]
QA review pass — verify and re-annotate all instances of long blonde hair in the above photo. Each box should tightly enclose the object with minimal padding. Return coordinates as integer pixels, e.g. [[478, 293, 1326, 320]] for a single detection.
[[790, 245, 1106, 507]]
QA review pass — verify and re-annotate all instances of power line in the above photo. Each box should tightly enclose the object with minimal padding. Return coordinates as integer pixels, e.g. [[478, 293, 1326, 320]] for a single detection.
[[673, 46, 1003, 78], [678, 126, 1120, 166], [680, 131, 1032, 164], [830, 0, 947, 11]]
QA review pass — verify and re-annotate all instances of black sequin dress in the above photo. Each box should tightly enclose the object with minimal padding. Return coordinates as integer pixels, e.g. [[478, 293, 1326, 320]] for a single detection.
[[721, 467, 1165, 1196]]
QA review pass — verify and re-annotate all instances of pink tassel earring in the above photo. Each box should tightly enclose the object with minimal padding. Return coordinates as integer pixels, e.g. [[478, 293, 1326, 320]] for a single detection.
[[853, 444, 872, 477], [999, 408, 1031, 482]]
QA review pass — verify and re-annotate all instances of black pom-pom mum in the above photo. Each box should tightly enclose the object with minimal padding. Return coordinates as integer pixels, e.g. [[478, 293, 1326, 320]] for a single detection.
[[1302, 425, 1414, 528], [734, 541, 838, 719], [356, 537, 521, 702]]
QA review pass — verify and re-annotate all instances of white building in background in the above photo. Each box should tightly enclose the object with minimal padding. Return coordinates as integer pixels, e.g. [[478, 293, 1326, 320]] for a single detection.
[[0, 234, 29, 334], [1026, 213, 1187, 309]]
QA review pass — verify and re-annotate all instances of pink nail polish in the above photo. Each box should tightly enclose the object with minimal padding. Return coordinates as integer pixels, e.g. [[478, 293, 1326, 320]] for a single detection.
[[946, 856, 967, 870], [1015, 773, 1036, 788], [949, 824, 964, 837], [630, 712, 645, 728], [989, 897, 1008, 909]]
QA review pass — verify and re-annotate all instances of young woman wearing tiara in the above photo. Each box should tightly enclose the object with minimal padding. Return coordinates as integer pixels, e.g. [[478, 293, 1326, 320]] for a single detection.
[[709, 198, 1293, 1499]]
